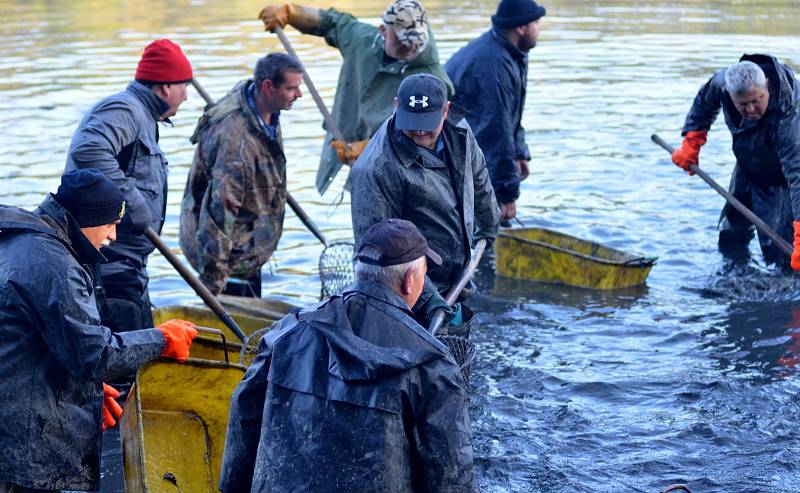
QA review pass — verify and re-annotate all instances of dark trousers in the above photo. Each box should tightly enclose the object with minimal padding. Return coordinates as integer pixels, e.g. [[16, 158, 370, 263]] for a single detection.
[[222, 271, 262, 298], [718, 174, 793, 268]]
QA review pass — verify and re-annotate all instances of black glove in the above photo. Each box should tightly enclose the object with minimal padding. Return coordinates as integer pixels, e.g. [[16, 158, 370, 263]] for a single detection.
[[413, 279, 456, 328]]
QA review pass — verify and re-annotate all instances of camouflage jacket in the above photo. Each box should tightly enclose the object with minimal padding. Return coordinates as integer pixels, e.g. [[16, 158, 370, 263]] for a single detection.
[[180, 80, 287, 295]]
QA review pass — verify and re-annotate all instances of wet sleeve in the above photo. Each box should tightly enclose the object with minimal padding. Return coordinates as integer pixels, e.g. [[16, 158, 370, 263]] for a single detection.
[[467, 125, 501, 243], [67, 101, 151, 229], [315, 8, 374, 55], [30, 250, 164, 383], [414, 368, 477, 492], [776, 109, 800, 220], [349, 154, 405, 242], [219, 336, 272, 493], [466, 60, 521, 204], [194, 139, 248, 295], [682, 70, 726, 134]]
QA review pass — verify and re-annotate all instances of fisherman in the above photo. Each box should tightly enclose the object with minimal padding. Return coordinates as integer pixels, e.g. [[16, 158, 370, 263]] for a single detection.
[[446, 0, 545, 225], [66, 39, 193, 331], [349, 73, 500, 325], [219, 218, 475, 492], [0, 169, 198, 493], [180, 53, 304, 297], [671, 54, 800, 270], [258, 0, 454, 196]]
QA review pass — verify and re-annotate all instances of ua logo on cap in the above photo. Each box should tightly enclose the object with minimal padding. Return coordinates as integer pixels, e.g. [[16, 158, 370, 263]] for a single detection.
[[409, 95, 428, 108]]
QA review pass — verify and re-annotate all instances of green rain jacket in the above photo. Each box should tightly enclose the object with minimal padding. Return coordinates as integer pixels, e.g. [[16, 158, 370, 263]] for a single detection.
[[311, 8, 454, 195]]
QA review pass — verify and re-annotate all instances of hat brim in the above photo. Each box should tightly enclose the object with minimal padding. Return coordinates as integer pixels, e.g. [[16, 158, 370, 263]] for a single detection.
[[395, 108, 444, 132], [425, 247, 442, 266]]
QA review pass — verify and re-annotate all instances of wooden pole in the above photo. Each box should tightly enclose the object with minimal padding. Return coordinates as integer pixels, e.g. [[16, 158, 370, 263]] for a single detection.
[[651, 134, 792, 256]]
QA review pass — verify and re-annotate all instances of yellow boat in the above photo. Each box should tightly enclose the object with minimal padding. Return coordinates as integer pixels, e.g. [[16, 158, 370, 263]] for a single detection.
[[494, 227, 656, 289], [122, 297, 296, 493]]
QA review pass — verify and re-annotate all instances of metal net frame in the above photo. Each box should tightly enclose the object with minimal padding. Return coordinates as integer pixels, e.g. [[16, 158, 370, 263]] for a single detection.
[[319, 241, 355, 299]]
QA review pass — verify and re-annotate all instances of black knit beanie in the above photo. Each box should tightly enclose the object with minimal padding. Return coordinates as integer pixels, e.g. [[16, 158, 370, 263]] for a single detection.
[[491, 0, 546, 29], [54, 169, 126, 227]]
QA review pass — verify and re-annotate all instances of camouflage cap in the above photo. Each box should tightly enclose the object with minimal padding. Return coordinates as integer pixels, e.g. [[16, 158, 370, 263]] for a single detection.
[[382, 0, 429, 51]]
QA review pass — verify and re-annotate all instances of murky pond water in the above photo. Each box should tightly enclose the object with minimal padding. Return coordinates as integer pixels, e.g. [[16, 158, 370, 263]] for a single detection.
[[3, 0, 800, 491]]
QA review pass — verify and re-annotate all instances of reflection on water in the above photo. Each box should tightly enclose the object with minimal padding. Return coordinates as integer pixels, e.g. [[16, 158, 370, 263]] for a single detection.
[[4, 1, 800, 491]]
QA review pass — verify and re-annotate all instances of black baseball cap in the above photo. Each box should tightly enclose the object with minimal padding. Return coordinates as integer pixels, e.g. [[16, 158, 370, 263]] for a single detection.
[[395, 73, 447, 132], [355, 218, 442, 266]]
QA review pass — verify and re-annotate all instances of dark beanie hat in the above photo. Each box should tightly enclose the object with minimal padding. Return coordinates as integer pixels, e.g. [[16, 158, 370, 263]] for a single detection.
[[134, 39, 193, 85], [492, 0, 546, 29], [54, 169, 126, 228]]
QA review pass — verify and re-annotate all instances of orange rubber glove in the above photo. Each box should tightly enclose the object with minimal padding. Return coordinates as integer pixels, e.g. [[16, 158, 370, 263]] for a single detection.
[[102, 383, 123, 431], [157, 319, 198, 363], [330, 139, 369, 164], [792, 221, 800, 272], [671, 130, 708, 176]]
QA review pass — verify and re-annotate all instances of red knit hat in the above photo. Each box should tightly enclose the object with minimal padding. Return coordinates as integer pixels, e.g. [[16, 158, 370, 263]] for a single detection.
[[134, 39, 193, 84]]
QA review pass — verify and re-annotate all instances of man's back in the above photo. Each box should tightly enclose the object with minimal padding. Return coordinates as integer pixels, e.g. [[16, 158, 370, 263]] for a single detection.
[[220, 281, 475, 492]]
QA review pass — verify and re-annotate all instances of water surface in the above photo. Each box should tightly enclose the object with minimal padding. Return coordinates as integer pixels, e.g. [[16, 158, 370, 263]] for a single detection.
[[2, 1, 800, 491]]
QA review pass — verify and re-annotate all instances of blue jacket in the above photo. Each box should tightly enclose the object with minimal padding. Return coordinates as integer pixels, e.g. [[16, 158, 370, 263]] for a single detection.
[[66, 81, 170, 264], [446, 28, 530, 204], [0, 195, 165, 491], [219, 281, 475, 493]]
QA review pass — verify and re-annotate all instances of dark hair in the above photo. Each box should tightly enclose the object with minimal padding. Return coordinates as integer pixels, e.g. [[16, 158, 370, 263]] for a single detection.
[[254, 53, 304, 88]]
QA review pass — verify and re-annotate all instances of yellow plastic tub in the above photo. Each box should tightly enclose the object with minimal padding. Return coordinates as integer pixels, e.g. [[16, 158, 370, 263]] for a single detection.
[[495, 227, 656, 289]]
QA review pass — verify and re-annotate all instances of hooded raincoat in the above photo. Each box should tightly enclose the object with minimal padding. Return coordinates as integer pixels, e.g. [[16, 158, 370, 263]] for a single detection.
[[446, 28, 531, 205], [681, 54, 800, 264], [309, 8, 454, 195], [219, 281, 476, 493], [0, 195, 165, 491], [180, 80, 287, 295]]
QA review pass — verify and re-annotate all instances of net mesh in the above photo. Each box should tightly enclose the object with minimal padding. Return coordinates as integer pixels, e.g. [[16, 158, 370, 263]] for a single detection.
[[319, 241, 355, 299], [437, 335, 476, 391], [239, 326, 270, 366]]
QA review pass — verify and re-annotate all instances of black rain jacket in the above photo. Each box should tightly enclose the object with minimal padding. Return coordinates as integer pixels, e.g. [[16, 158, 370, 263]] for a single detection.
[[682, 54, 800, 261], [0, 196, 164, 491], [219, 280, 476, 493], [350, 115, 499, 291]]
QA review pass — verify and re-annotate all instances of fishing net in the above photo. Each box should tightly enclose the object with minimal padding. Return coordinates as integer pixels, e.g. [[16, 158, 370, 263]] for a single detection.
[[239, 326, 270, 366], [437, 335, 476, 391], [319, 241, 355, 299]]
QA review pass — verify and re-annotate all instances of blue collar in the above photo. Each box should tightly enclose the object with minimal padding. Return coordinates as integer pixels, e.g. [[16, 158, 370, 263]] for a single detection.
[[246, 83, 280, 140]]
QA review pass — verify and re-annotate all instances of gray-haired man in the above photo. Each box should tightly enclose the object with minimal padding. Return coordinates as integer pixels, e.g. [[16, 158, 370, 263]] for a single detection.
[[672, 54, 800, 269], [180, 53, 303, 297], [220, 218, 475, 492]]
